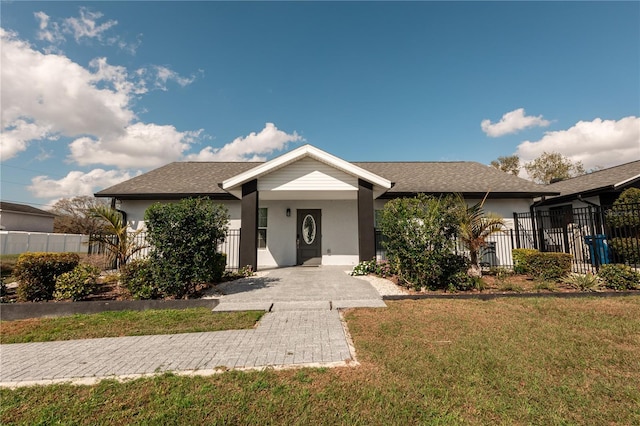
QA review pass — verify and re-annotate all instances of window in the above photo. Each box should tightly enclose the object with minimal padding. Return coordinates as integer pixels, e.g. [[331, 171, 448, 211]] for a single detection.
[[258, 208, 268, 249], [374, 210, 383, 229]]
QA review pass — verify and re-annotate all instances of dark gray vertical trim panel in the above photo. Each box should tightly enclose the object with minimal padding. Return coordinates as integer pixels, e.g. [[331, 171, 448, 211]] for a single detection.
[[239, 179, 258, 271], [357, 179, 375, 262]]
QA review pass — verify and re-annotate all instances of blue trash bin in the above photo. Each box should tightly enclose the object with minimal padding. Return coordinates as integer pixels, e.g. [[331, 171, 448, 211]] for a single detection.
[[584, 235, 610, 266]]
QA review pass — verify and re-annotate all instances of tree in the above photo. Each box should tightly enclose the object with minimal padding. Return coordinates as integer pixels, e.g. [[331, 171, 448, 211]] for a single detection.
[[144, 198, 230, 298], [490, 155, 520, 176], [49, 196, 109, 234], [89, 205, 146, 268], [456, 195, 506, 277], [524, 152, 586, 184], [378, 194, 467, 289]]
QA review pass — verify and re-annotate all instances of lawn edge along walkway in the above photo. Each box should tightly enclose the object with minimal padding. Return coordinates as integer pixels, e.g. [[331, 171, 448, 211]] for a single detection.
[[1, 299, 219, 321], [383, 290, 639, 301]]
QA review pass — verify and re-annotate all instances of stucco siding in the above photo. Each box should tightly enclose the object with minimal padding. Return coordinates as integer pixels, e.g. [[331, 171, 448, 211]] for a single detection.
[[119, 199, 242, 231], [257, 200, 359, 268]]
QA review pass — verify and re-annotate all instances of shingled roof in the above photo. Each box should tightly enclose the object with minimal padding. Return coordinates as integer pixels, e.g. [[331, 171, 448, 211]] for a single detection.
[[0, 201, 55, 217], [354, 162, 555, 198], [96, 160, 556, 199], [536, 160, 640, 205]]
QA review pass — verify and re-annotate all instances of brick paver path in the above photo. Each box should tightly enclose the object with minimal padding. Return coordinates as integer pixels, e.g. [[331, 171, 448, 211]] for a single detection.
[[1, 266, 385, 387], [0, 310, 352, 387]]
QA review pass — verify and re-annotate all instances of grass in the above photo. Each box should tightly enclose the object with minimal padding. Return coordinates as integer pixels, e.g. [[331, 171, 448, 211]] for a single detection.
[[0, 308, 264, 344], [2, 297, 640, 424]]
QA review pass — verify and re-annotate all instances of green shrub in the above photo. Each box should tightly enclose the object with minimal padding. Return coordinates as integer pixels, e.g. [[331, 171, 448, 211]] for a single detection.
[[145, 198, 229, 298], [598, 264, 640, 290], [15, 252, 80, 301], [561, 273, 601, 292], [54, 264, 100, 301], [378, 194, 465, 289], [609, 238, 640, 264], [526, 252, 572, 281], [512, 248, 538, 274], [120, 259, 159, 300], [447, 272, 484, 292]]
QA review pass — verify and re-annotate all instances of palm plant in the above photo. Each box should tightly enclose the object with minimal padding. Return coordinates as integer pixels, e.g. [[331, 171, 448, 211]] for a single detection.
[[89, 205, 146, 268], [456, 194, 506, 277]]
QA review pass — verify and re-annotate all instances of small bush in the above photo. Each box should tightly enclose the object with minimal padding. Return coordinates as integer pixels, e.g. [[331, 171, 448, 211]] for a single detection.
[[120, 259, 159, 300], [236, 265, 255, 278], [609, 238, 640, 265], [15, 252, 80, 301], [526, 252, 572, 281], [598, 264, 640, 290], [351, 259, 395, 277], [561, 273, 601, 292], [512, 249, 538, 274], [54, 264, 100, 301], [447, 272, 484, 292]]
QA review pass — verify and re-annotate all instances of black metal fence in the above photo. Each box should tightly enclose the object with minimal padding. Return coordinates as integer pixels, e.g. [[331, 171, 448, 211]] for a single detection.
[[375, 229, 525, 270], [374, 202, 640, 274], [513, 203, 640, 273], [88, 229, 241, 271]]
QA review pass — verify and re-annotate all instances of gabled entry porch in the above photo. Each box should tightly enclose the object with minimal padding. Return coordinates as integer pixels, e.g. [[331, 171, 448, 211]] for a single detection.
[[220, 145, 392, 271]]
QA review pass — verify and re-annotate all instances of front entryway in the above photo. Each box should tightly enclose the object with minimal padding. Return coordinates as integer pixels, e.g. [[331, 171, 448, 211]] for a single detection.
[[296, 209, 321, 265]]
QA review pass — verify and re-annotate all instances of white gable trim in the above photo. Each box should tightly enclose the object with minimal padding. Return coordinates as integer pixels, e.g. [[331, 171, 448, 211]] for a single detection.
[[221, 144, 392, 191]]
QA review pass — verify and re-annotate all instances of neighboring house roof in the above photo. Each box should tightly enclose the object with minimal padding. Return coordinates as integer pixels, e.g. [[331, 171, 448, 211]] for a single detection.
[[536, 160, 640, 205], [0, 201, 55, 218], [96, 158, 556, 200]]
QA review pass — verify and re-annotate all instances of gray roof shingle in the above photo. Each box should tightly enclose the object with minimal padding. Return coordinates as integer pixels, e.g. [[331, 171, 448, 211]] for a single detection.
[[96, 160, 556, 199], [544, 160, 640, 198], [0, 201, 55, 217], [354, 162, 554, 197]]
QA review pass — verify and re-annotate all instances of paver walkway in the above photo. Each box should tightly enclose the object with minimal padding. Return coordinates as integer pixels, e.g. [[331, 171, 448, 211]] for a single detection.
[[1, 266, 385, 388], [212, 265, 386, 311]]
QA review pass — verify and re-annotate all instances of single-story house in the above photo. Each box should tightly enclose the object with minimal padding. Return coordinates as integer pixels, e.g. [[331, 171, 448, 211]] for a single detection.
[[535, 160, 640, 210], [0, 201, 55, 233], [95, 144, 557, 270]]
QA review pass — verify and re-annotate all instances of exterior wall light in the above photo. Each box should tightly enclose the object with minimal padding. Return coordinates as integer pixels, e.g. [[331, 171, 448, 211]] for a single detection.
[[286, 208, 291, 217]]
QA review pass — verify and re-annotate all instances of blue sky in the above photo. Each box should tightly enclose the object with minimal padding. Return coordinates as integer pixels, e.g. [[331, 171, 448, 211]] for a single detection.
[[1, 1, 639, 208]]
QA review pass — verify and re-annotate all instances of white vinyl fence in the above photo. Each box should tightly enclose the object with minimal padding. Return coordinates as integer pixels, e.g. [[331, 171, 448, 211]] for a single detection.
[[0, 231, 89, 255]]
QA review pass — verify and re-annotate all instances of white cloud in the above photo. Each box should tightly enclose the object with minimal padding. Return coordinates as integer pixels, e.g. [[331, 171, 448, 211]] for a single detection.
[[69, 123, 203, 168], [34, 11, 64, 44], [186, 123, 304, 161], [152, 66, 197, 91], [63, 7, 117, 43], [0, 28, 199, 166], [28, 169, 135, 199], [0, 28, 134, 157], [481, 108, 550, 137], [516, 116, 640, 171]]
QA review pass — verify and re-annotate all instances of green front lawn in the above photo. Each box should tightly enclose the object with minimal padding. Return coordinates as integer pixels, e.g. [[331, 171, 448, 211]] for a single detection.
[[2, 297, 639, 424], [0, 308, 264, 344]]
